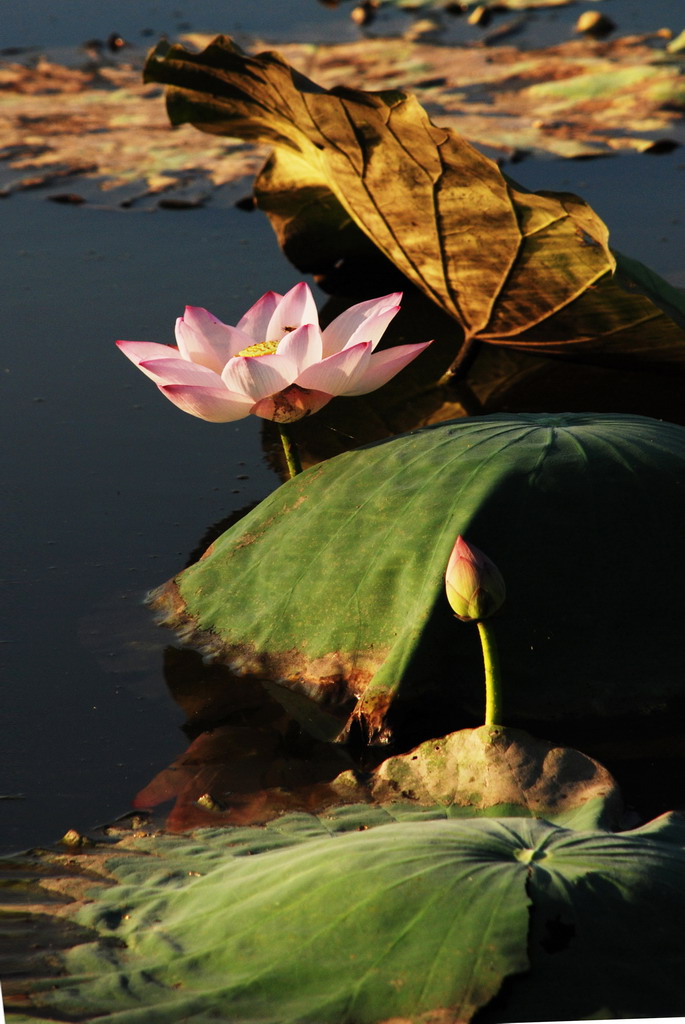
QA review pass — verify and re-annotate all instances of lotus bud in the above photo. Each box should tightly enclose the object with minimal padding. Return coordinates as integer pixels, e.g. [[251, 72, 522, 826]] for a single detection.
[[445, 535, 505, 622]]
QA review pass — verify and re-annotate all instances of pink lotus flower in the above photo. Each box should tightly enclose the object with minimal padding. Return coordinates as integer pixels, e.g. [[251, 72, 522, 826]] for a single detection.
[[117, 283, 431, 424], [445, 536, 506, 622]]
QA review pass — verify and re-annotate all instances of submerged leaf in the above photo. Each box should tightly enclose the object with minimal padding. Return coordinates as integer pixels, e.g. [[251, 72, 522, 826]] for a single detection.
[[151, 413, 685, 752], [133, 721, 357, 831], [144, 35, 685, 368]]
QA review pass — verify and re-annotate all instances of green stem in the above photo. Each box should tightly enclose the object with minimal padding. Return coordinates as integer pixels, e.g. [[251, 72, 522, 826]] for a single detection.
[[278, 423, 303, 479], [476, 620, 503, 727]]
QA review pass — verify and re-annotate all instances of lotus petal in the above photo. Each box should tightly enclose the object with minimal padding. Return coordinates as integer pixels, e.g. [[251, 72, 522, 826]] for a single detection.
[[176, 306, 244, 371], [343, 341, 433, 395], [236, 289, 283, 342], [296, 340, 373, 395], [160, 384, 254, 422], [322, 292, 402, 356], [266, 281, 320, 340]]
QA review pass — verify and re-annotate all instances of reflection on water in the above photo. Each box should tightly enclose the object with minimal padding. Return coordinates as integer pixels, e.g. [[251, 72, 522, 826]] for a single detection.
[[132, 646, 361, 833]]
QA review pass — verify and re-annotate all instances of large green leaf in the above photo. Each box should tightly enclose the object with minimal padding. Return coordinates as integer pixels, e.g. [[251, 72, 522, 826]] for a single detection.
[[9, 810, 685, 1022], [151, 413, 685, 750], [143, 36, 685, 368], [481, 813, 685, 1022]]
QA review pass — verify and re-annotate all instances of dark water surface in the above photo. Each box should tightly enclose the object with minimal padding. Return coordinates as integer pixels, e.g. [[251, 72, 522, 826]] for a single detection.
[[2, 195, 304, 853], [2, 0, 685, 853], [0, 0, 357, 48], [1, 0, 358, 856], [2, 0, 684, 51]]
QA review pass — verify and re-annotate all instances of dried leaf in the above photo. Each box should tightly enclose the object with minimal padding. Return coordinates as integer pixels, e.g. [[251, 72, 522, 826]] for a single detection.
[[145, 35, 685, 366], [269, 33, 685, 159]]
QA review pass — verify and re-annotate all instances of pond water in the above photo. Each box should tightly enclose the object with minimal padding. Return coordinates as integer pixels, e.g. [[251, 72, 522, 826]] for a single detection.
[[2, 0, 684, 854], [2, 194, 307, 854]]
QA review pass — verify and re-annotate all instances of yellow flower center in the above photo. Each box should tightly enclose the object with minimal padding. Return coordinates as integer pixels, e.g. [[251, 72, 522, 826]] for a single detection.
[[236, 339, 280, 358]]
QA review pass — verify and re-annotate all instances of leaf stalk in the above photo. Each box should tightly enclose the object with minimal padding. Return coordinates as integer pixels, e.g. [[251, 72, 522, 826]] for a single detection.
[[278, 423, 303, 478], [477, 620, 503, 727]]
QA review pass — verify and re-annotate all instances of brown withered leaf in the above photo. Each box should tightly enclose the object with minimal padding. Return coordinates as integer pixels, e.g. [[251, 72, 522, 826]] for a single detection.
[[181, 30, 685, 158], [145, 35, 685, 367]]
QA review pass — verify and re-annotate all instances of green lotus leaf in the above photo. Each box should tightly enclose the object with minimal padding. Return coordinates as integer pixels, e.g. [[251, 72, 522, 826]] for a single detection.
[[11, 809, 685, 1022], [151, 413, 685, 751], [143, 35, 685, 368]]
